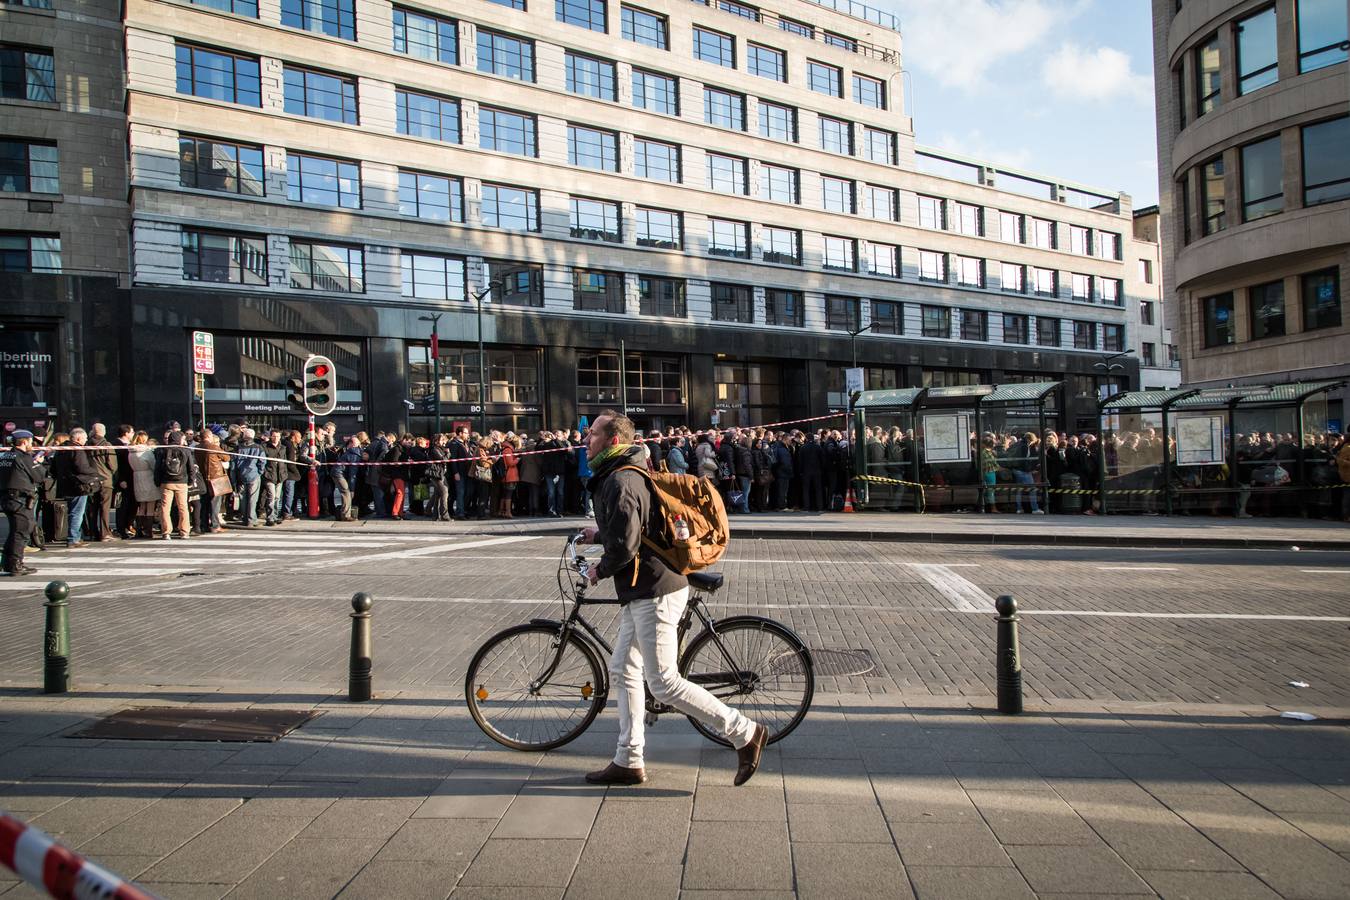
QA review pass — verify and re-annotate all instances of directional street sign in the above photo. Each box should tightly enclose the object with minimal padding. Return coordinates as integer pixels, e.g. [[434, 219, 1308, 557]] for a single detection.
[[192, 330, 215, 374]]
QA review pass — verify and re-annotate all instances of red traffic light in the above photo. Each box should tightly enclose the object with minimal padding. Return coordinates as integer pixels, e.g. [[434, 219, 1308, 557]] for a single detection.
[[311, 363, 329, 378]]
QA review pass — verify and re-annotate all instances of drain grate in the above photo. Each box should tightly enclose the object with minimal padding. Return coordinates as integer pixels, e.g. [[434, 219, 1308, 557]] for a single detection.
[[71, 707, 319, 742], [809, 648, 878, 677]]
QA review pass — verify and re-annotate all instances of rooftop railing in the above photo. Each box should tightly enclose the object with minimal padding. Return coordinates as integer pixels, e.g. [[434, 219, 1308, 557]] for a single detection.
[[689, 0, 901, 64]]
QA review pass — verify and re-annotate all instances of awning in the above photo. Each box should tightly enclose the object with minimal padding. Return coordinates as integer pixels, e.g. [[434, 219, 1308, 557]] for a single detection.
[[854, 387, 925, 409], [980, 382, 1062, 405]]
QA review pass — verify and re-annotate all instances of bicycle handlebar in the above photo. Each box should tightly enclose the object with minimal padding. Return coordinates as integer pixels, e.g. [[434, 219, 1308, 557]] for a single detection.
[[568, 532, 592, 582]]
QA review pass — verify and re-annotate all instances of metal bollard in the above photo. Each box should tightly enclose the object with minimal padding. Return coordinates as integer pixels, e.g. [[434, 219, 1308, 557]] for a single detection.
[[42, 581, 70, 695], [995, 594, 1023, 714], [348, 592, 373, 702]]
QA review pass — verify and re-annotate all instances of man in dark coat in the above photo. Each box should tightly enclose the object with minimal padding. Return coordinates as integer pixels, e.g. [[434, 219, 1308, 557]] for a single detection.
[[795, 432, 825, 512], [0, 431, 43, 574], [53, 427, 100, 547]]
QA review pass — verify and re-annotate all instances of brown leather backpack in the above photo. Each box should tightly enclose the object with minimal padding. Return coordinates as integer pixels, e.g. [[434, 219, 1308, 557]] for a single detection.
[[617, 466, 729, 574]]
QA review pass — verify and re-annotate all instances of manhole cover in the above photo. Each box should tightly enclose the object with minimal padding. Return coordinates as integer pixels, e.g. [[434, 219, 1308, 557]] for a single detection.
[[809, 648, 878, 677], [71, 707, 318, 742]]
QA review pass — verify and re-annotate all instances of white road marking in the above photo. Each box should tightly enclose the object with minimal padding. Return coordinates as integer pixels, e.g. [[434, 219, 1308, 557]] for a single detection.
[[1299, 569, 1347, 574], [1096, 566, 1178, 571], [1015, 610, 1350, 623], [312, 534, 541, 567], [909, 564, 992, 612], [0, 581, 98, 590], [25, 568, 187, 577]]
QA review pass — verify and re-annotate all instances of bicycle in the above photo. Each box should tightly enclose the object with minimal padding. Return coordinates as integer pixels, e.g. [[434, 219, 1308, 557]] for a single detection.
[[465, 532, 815, 752]]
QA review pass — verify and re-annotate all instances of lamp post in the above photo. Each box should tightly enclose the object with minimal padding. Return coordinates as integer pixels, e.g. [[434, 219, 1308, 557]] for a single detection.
[[1092, 349, 1133, 401], [417, 313, 442, 434], [470, 280, 502, 436], [848, 321, 876, 370]]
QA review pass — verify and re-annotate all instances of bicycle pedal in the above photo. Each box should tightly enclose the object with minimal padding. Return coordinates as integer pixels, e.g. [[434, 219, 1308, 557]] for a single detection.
[[644, 712, 658, 727]]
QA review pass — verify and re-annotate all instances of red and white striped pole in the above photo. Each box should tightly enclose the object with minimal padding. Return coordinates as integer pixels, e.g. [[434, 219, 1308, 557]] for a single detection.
[[0, 812, 158, 900]]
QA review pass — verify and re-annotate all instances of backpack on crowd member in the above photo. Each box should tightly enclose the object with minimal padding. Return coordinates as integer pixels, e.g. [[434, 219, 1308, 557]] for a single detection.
[[617, 465, 728, 574]]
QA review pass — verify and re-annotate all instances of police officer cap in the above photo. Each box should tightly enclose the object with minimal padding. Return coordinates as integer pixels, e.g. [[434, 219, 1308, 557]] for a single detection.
[[9, 430, 34, 441]]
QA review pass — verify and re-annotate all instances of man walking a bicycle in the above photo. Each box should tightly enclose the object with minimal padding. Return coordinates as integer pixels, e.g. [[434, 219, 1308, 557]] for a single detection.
[[580, 411, 768, 787]]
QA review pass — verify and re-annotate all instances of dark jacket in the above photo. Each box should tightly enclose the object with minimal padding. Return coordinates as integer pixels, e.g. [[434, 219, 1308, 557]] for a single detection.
[[425, 445, 448, 481], [263, 442, 287, 483], [55, 444, 101, 498], [590, 445, 688, 603], [89, 437, 116, 485], [716, 439, 735, 479], [795, 439, 824, 477], [732, 441, 754, 478], [233, 440, 266, 483], [153, 445, 194, 486], [0, 448, 43, 498], [447, 438, 471, 479], [540, 439, 567, 478], [1045, 446, 1067, 486], [772, 442, 793, 478]]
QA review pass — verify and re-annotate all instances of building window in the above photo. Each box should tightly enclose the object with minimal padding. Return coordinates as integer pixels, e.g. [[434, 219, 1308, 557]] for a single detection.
[[779, 16, 813, 38], [1100, 278, 1121, 306], [1298, 0, 1349, 72], [1099, 231, 1121, 260], [1069, 224, 1092, 256], [0, 233, 60, 272], [283, 66, 358, 124], [1142, 342, 1156, 366], [282, 0, 355, 40], [1073, 320, 1098, 350], [1302, 267, 1341, 330], [1248, 280, 1285, 339], [396, 89, 460, 142], [0, 140, 56, 194], [706, 152, 748, 195], [1195, 33, 1221, 115], [1103, 323, 1124, 352], [557, 0, 606, 32], [286, 152, 360, 208], [1241, 135, 1283, 221], [999, 211, 1023, 243], [487, 0, 525, 7], [398, 170, 462, 222], [821, 176, 854, 213], [632, 68, 678, 114], [622, 5, 668, 49], [574, 269, 624, 313], [1139, 258, 1154, 284], [708, 219, 748, 258], [482, 260, 543, 307], [954, 202, 983, 237], [178, 137, 263, 195], [639, 276, 685, 317], [1000, 263, 1025, 293], [693, 27, 735, 67], [747, 43, 785, 81], [867, 243, 897, 277], [956, 255, 984, 287], [481, 183, 539, 231], [573, 197, 623, 243], [823, 236, 855, 271], [1030, 217, 1055, 249], [1201, 156, 1226, 234], [704, 87, 745, 129], [423, 346, 539, 410], [872, 300, 902, 334], [393, 8, 457, 64], [807, 60, 842, 96], [1071, 273, 1092, 301], [1037, 316, 1060, 346], [764, 288, 802, 326], [1032, 267, 1057, 296], [568, 124, 618, 171], [719, 0, 759, 21], [1235, 6, 1278, 95], [711, 282, 753, 322], [760, 163, 798, 203], [819, 116, 853, 155], [759, 100, 796, 141], [1, 45, 55, 104], [480, 106, 537, 156], [761, 226, 800, 264], [1141, 300, 1155, 324], [1301, 116, 1350, 206], [961, 309, 988, 342], [477, 29, 534, 81], [919, 250, 946, 282], [181, 230, 267, 285], [401, 252, 465, 301], [852, 74, 884, 109], [862, 127, 894, 165], [918, 195, 945, 230], [289, 241, 363, 293], [187, 0, 256, 13], [825, 296, 859, 331], [634, 206, 680, 248], [174, 44, 260, 106], [578, 352, 683, 406], [633, 138, 679, 182], [566, 52, 617, 101], [1003, 313, 1029, 344], [1202, 292, 1234, 346], [921, 305, 950, 338], [1178, 178, 1193, 245]]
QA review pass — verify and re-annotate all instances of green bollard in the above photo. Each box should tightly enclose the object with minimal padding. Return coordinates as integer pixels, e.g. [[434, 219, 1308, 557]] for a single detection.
[[43, 581, 70, 694]]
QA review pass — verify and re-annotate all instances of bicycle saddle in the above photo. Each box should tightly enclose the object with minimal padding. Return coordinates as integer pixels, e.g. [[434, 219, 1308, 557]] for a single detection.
[[687, 572, 723, 593]]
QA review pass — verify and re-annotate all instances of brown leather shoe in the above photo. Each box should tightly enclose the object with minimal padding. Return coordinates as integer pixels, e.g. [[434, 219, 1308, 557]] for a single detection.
[[734, 724, 768, 786], [584, 763, 647, 786]]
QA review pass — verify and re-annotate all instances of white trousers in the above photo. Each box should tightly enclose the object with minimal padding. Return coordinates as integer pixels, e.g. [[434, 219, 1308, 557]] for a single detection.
[[610, 587, 758, 768]]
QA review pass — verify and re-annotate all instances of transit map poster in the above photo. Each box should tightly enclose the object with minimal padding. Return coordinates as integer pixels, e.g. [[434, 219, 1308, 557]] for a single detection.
[[1175, 414, 1226, 466], [922, 413, 971, 463]]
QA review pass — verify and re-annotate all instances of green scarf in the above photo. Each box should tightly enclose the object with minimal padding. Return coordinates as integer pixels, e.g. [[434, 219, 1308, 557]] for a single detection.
[[589, 443, 633, 469]]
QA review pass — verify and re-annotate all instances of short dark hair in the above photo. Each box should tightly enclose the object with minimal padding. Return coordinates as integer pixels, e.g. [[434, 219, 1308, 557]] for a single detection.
[[596, 410, 636, 444]]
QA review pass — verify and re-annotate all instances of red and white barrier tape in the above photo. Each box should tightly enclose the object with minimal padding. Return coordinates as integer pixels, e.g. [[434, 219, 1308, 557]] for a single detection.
[[0, 812, 158, 900]]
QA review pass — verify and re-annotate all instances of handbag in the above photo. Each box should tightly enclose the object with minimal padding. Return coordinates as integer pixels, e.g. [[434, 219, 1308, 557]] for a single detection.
[[472, 461, 493, 482], [209, 475, 233, 497], [413, 483, 429, 501]]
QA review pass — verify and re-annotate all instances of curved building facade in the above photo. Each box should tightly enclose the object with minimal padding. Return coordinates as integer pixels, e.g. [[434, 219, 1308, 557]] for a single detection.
[[1152, 0, 1350, 423]]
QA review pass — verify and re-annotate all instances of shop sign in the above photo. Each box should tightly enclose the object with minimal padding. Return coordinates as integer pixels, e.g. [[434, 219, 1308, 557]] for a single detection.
[[236, 401, 363, 414], [0, 328, 56, 410]]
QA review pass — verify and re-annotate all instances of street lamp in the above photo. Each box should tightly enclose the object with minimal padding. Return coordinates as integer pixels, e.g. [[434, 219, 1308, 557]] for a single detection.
[[470, 280, 502, 436], [847, 321, 877, 369], [417, 313, 442, 434], [1093, 349, 1134, 402]]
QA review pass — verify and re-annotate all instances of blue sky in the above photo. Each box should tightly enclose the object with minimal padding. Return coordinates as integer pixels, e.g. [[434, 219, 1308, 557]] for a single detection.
[[871, 0, 1160, 205]]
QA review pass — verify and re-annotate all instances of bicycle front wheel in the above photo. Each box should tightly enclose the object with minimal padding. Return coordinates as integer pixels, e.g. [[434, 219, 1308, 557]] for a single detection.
[[465, 624, 606, 751], [679, 615, 814, 747]]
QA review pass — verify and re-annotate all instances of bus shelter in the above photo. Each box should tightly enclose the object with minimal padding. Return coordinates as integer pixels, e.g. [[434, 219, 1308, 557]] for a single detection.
[[1098, 380, 1343, 517], [852, 381, 1063, 513]]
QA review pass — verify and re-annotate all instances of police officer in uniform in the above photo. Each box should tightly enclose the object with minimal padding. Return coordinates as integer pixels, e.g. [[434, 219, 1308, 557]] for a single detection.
[[0, 430, 43, 576]]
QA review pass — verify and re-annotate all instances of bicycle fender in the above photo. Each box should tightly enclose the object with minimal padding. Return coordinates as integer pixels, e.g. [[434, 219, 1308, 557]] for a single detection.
[[682, 615, 815, 671], [529, 618, 564, 630]]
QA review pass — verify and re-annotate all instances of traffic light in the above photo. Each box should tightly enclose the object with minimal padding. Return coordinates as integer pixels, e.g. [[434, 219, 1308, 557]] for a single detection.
[[303, 355, 337, 417], [286, 377, 305, 411]]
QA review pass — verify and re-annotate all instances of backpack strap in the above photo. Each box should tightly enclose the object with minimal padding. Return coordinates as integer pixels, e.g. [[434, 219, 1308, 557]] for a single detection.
[[613, 465, 680, 572]]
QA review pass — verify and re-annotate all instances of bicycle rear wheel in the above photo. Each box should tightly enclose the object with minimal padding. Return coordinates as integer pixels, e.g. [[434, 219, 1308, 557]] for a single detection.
[[465, 624, 606, 751], [679, 615, 814, 747]]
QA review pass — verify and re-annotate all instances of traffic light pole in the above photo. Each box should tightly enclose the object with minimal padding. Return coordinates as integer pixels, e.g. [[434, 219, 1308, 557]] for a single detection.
[[307, 412, 319, 519]]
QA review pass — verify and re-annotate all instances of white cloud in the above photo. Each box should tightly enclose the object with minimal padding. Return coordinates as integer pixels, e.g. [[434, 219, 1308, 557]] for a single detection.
[[1040, 43, 1152, 102], [901, 0, 1074, 90], [932, 130, 1034, 171]]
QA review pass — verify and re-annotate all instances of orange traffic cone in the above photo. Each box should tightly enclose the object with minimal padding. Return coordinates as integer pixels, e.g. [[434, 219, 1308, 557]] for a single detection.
[[843, 487, 856, 512]]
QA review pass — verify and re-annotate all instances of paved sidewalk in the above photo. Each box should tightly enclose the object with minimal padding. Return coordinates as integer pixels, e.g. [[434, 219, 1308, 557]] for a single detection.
[[2, 686, 1348, 899]]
